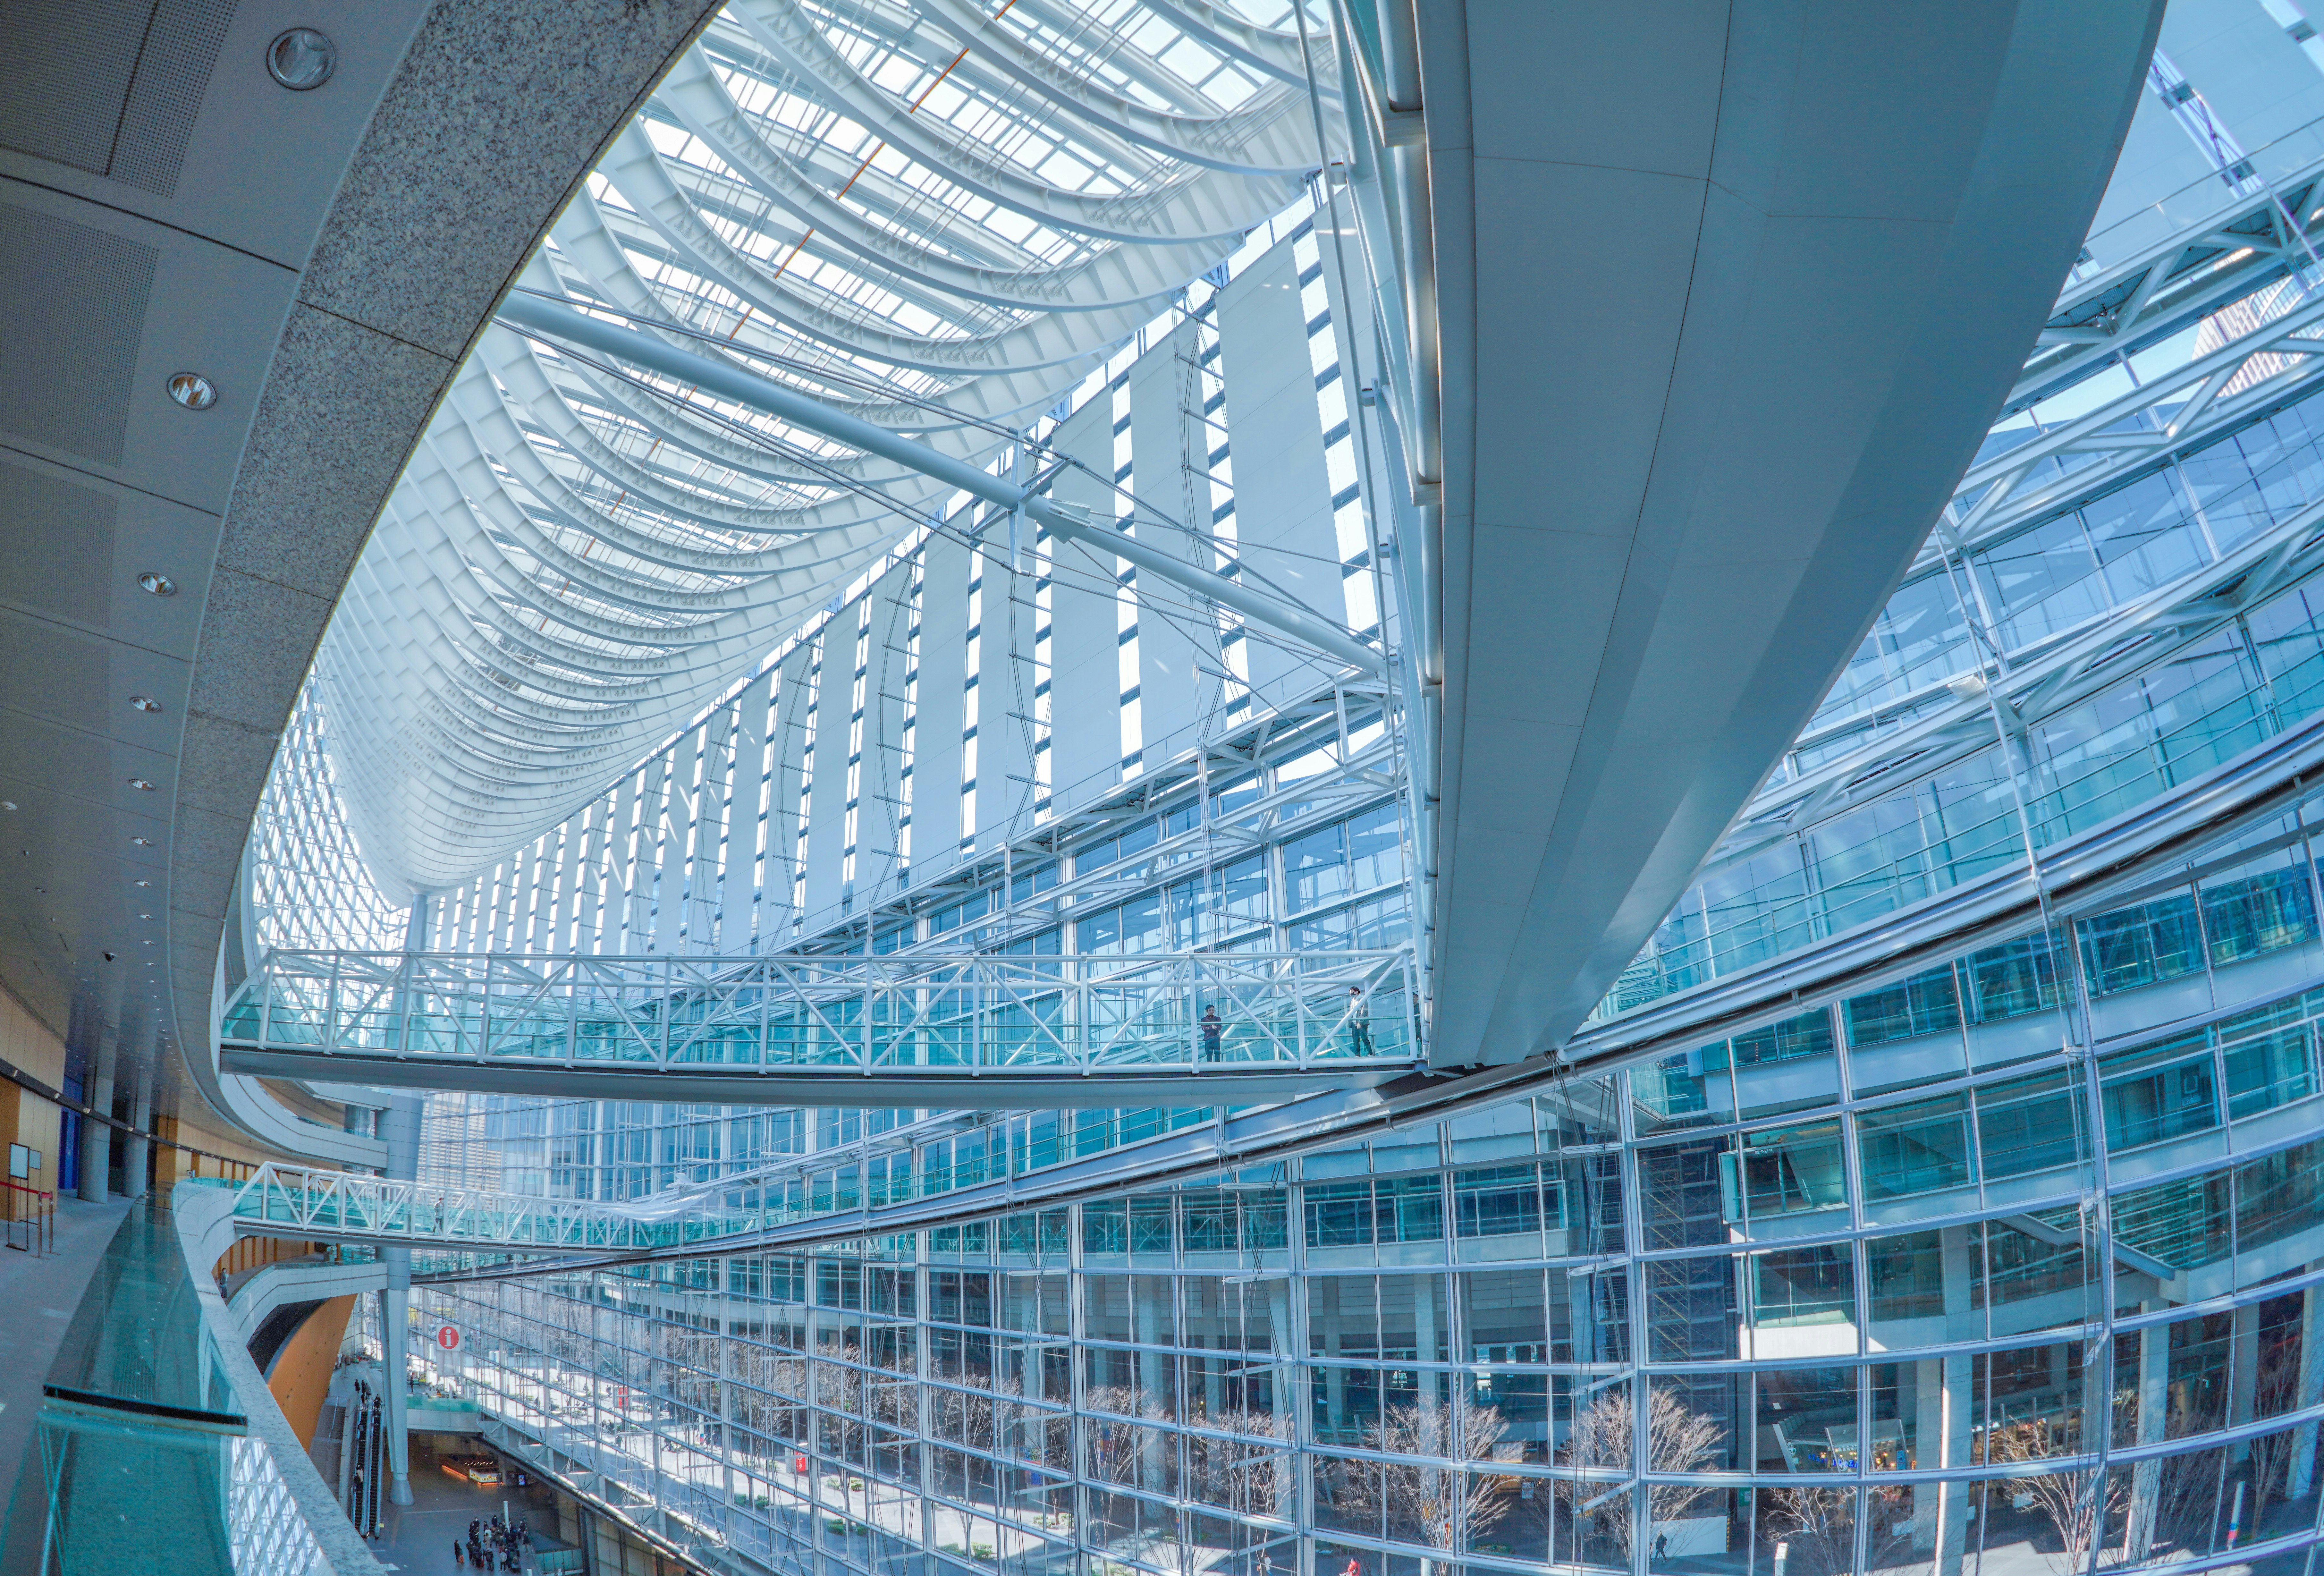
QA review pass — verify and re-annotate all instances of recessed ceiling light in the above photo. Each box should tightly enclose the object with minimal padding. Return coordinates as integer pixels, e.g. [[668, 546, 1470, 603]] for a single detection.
[[137, 572, 178, 597], [131, 837, 153, 847], [266, 28, 335, 90], [128, 778, 156, 792], [165, 373, 216, 410], [129, 696, 161, 713]]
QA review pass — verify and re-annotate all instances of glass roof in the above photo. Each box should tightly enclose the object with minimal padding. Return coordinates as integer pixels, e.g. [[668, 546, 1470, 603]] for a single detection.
[[312, 0, 1331, 895]]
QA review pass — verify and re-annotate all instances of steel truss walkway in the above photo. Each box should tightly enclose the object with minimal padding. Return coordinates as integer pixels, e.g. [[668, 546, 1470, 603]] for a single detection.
[[220, 944, 1421, 1106], [375, 700, 2324, 1285], [201, 705, 2324, 1294]]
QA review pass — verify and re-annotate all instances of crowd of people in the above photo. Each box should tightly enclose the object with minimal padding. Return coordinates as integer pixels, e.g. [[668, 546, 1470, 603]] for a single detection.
[[456, 1513, 531, 1571]]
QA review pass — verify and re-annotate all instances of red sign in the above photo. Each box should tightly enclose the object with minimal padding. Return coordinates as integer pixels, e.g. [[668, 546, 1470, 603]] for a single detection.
[[434, 1324, 462, 1351]]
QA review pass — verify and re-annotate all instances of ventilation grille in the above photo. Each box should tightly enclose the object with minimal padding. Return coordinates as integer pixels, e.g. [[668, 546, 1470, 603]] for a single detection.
[[0, 0, 241, 198], [0, 619, 112, 733], [0, 203, 157, 467], [110, 0, 240, 196], [0, 460, 118, 629]]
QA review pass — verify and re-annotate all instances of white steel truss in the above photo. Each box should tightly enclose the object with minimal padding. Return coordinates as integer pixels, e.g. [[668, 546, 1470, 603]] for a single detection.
[[214, 1165, 658, 1257], [220, 943, 1419, 1103]]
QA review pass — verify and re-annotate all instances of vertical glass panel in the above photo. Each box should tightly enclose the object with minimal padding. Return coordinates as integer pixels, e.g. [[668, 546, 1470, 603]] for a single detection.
[[2111, 1171, 2231, 1279], [1845, 966, 1963, 1048], [1810, 790, 1936, 935], [1959, 929, 2067, 1022], [1452, 1166, 1541, 1240], [2201, 862, 2319, 968], [1632, 1048, 1735, 1132], [1977, 510, 2107, 649], [2249, 575, 2324, 723], [1855, 1094, 1977, 1201], [1977, 1217, 2096, 1333], [1701, 842, 1814, 978], [1975, 1068, 2088, 1180], [2098, 1036, 2219, 1150], [2079, 891, 2205, 997], [1755, 1366, 1858, 1472], [1460, 1269, 1547, 1365], [1751, 1245, 1855, 1328], [1733, 1008, 1841, 1122], [1644, 1256, 1738, 1364], [2232, 1136, 2324, 1256], [1636, 1138, 1733, 1250], [1740, 1122, 1847, 1219], [2220, 1018, 2314, 1118], [1866, 1231, 1946, 1324]]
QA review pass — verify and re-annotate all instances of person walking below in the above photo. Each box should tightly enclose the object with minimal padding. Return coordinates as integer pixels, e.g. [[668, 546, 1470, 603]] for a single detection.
[[455, 1540, 465, 1566], [1200, 1005, 1222, 1061]]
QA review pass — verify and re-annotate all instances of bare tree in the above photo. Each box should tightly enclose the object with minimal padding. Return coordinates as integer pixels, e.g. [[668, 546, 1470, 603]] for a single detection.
[[2242, 1313, 2306, 1522], [1986, 1418, 2125, 1574], [1758, 1486, 1855, 1576], [1556, 1383, 1725, 1558], [1186, 1407, 1293, 1520], [1338, 1396, 1515, 1553]]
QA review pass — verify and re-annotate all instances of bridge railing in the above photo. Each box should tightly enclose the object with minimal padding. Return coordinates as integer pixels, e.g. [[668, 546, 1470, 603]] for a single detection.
[[205, 1165, 662, 1255], [220, 945, 1421, 1075]]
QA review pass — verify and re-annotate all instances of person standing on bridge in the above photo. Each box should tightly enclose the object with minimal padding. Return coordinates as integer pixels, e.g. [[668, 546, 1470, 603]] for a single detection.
[[1346, 985, 1372, 1056]]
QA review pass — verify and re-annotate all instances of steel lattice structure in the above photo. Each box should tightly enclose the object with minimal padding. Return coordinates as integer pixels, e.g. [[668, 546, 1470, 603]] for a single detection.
[[316, 0, 1335, 894]]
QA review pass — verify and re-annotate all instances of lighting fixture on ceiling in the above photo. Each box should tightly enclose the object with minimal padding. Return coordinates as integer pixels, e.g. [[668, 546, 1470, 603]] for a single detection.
[[129, 696, 161, 712], [266, 29, 335, 90], [128, 778, 156, 792], [137, 572, 177, 597], [166, 373, 216, 411]]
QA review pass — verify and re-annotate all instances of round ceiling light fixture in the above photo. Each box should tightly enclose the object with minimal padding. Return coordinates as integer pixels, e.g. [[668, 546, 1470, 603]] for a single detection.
[[137, 572, 177, 597], [128, 695, 161, 713], [166, 373, 216, 410], [266, 29, 335, 90]]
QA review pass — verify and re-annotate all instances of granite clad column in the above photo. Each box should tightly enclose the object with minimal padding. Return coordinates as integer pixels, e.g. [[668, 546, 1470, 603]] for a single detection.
[[379, 1091, 422, 1505], [380, 895, 429, 1505], [78, 1040, 115, 1202], [122, 1059, 153, 1199]]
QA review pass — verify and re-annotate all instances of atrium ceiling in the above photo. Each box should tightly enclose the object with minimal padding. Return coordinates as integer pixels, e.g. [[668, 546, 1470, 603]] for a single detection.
[[313, 0, 1329, 897]]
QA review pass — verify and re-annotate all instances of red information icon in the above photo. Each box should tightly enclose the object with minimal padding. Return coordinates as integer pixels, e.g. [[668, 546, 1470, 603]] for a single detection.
[[434, 1323, 462, 1352]]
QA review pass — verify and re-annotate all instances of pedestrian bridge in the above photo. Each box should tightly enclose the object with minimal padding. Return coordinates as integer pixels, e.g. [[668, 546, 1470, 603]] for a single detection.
[[219, 945, 1420, 1107]]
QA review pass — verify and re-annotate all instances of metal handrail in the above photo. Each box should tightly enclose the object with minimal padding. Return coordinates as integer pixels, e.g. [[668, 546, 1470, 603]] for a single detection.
[[2, 1176, 54, 1256]]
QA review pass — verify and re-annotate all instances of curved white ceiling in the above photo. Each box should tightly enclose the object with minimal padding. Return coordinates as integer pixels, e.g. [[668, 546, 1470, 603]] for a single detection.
[[316, 0, 1325, 894]]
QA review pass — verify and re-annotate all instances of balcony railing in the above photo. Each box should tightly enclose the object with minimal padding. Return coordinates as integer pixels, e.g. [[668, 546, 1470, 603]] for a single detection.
[[22, 1198, 379, 1574]]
